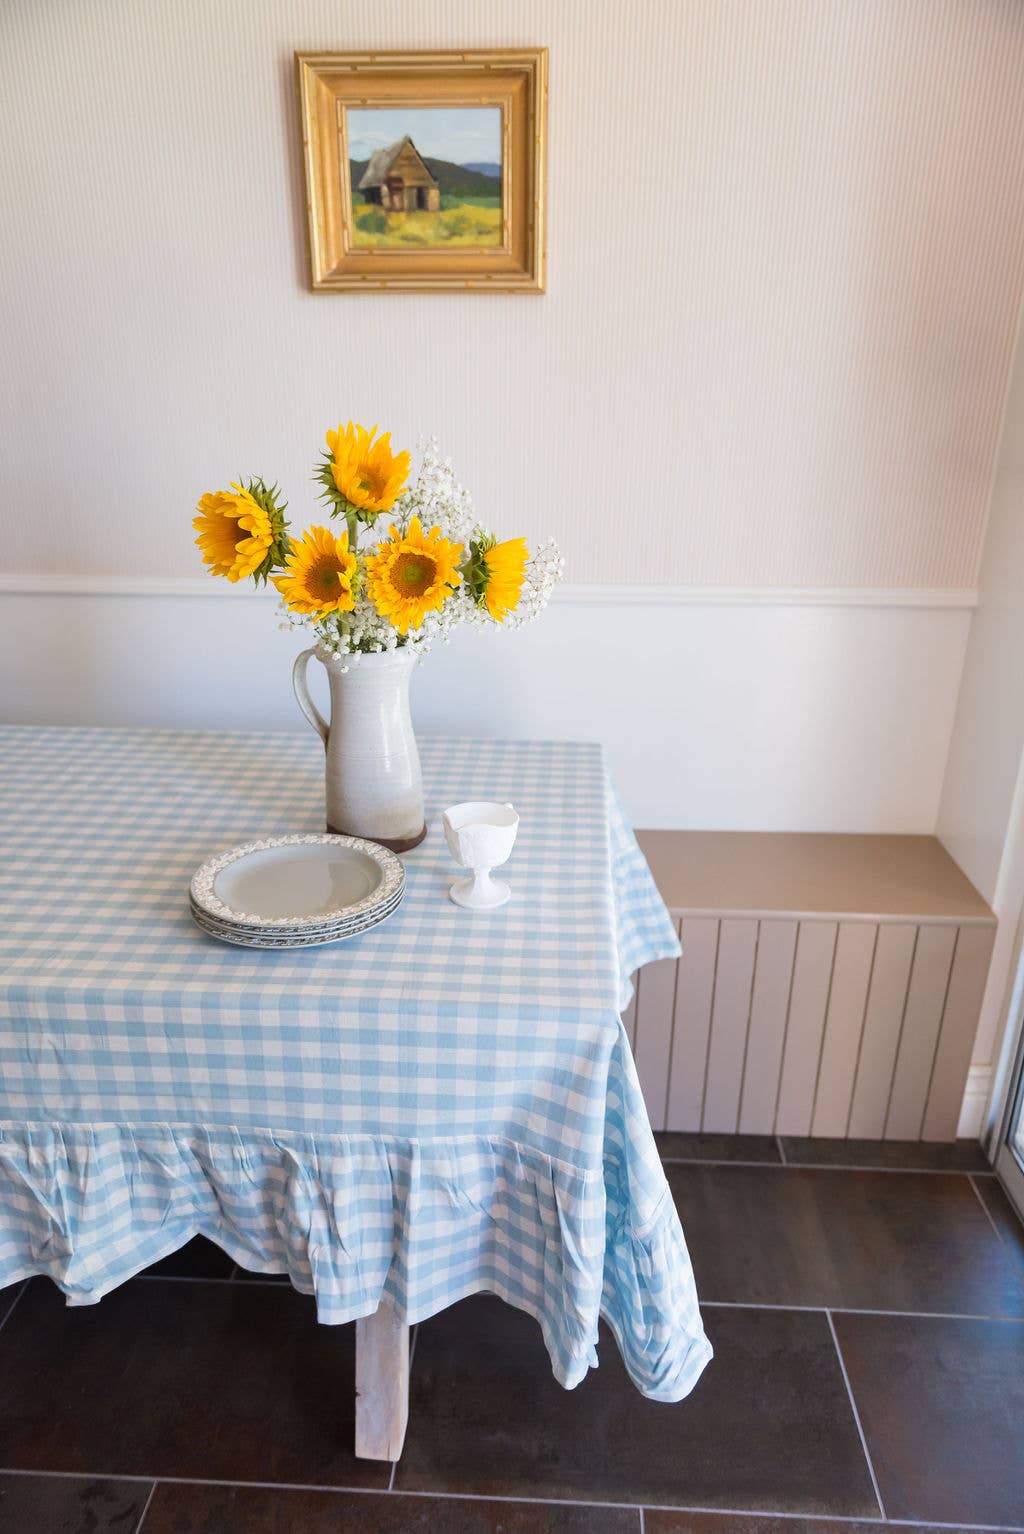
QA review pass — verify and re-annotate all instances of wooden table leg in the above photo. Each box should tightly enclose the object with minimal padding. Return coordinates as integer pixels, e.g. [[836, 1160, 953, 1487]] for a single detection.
[[354, 1300, 410, 1461]]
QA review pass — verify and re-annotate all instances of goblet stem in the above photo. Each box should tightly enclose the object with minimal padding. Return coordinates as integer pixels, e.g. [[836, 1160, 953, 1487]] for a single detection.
[[469, 868, 498, 902]]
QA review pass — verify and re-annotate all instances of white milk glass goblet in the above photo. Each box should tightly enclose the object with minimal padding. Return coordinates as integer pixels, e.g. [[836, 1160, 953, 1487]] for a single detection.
[[442, 801, 519, 910]]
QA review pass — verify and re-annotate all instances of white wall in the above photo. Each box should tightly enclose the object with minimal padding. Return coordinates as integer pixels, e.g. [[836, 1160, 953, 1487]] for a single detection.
[[2, 0, 1023, 835], [938, 295, 1024, 1137], [940, 302, 1024, 910], [2, 0, 1024, 588], [0, 583, 970, 831]]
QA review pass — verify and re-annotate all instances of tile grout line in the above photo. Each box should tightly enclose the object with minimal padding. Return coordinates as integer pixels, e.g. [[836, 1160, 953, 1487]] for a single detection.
[[826, 1308, 886, 1521], [637, 1510, 1024, 1534], [638, 1505, 645, 1533], [0, 1469, 1021, 1532], [703, 1299, 1024, 1321], [0, 1469, 650, 1515], [969, 1174, 1024, 1288], [19, 1269, 1024, 1324], [132, 1480, 157, 1534], [35, 1266, 1024, 1321], [658, 1155, 991, 1174], [970, 1172, 1005, 1239], [387, 1324, 419, 1492]]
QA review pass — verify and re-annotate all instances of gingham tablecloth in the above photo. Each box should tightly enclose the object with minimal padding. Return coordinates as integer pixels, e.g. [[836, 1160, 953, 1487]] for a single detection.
[[0, 727, 712, 1401]]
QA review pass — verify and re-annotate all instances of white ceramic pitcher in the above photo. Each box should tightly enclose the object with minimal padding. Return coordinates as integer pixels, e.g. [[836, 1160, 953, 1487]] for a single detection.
[[291, 646, 426, 851]]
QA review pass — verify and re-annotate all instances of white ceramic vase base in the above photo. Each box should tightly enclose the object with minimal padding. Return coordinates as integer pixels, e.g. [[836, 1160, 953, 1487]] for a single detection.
[[293, 647, 427, 853], [448, 874, 512, 911], [327, 819, 426, 853]]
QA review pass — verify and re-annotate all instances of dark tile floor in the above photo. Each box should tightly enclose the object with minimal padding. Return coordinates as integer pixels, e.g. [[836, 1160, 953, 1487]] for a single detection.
[[0, 1137, 1022, 1534]]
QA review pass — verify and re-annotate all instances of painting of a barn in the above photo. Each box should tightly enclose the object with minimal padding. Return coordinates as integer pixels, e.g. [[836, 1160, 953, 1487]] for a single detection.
[[358, 136, 440, 212], [347, 107, 503, 249]]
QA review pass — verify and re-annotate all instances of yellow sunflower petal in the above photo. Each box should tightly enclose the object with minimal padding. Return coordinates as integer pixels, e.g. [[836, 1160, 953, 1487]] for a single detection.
[[193, 486, 274, 582], [365, 520, 463, 634], [481, 537, 529, 622], [327, 421, 412, 515], [272, 524, 357, 617]]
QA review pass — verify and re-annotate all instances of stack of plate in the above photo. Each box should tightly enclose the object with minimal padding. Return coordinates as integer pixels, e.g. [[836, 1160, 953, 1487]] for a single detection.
[[189, 833, 405, 948]]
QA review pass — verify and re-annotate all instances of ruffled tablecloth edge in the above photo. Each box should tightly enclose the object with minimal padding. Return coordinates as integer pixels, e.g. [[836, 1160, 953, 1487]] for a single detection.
[[0, 1121, 712, 1404], [0, 1223, 714, 1404]]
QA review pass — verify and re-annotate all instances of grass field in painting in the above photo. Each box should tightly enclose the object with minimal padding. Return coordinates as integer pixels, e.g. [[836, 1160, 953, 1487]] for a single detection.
[[352, 197, 501, 249]]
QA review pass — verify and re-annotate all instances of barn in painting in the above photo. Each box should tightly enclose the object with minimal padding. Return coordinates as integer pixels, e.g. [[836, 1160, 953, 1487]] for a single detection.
[[357, 136, 440, 212]]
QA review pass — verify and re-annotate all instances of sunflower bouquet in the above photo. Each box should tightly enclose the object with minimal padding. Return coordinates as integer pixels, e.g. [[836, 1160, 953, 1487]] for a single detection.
[[193, 424, 562, 660]]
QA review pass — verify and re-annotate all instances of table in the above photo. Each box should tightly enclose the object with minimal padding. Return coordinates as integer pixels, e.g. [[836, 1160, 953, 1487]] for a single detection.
[[0, 727, 713, 1458]]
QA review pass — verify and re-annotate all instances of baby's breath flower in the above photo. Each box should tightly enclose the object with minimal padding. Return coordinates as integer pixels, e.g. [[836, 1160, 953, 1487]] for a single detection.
[[276, 436, 561, 659]]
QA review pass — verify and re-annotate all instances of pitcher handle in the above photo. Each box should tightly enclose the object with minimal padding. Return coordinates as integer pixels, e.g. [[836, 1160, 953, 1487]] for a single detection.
[[292, 647, 329, 746]]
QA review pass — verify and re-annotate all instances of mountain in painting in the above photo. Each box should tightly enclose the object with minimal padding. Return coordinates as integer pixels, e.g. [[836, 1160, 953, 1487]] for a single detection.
[[350, 155, 499, 198]]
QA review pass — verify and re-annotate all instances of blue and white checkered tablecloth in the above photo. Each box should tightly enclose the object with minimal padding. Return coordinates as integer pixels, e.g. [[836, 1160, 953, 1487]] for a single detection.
[[0, 727, 712, 1401]]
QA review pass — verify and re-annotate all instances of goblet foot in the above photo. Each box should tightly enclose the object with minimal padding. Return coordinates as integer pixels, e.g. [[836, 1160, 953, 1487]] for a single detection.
[[448, 872, 511, 911]]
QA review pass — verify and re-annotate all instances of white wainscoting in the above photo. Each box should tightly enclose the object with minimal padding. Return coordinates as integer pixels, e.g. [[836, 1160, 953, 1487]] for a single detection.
[[0, 583, 972, 832]]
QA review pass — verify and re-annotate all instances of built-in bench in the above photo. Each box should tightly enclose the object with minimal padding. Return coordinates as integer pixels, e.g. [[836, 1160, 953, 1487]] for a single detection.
[[625, 832, 996, 1142]]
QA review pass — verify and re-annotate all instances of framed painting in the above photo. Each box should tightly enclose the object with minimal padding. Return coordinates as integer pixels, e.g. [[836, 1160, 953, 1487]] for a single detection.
[[296, 50, 547, 293]]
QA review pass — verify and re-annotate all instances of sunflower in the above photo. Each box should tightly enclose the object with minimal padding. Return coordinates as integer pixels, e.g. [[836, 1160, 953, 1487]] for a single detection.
[[321, 422, 411, 519], [466, 536, 529, 622], [272, 525, 357, 617], [193, 483, 276, 583], [365, 516, 463, 634]]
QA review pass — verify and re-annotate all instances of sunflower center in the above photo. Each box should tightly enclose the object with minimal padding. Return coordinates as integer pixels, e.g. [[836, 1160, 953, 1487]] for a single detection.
[[392, 551, 436, 598], [357, 464, 390, 499], [306, 555, 347, 601], [227, 514, 248, 549]]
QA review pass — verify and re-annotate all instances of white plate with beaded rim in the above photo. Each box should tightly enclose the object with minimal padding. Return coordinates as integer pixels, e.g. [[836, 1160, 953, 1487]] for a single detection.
[[188, 884, 405, 931], [189, 906, 402, 949], [190, 834, 405, 932], [188, 884, 405, 938], [190, 888, 405, 948]]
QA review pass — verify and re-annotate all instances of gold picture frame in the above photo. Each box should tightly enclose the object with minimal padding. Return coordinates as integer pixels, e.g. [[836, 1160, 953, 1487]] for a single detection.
[[296, 49, 547, 293]]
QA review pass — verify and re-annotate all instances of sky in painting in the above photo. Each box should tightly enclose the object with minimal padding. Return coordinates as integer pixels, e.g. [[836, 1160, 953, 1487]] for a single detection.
[[346, 106, 501, 167]]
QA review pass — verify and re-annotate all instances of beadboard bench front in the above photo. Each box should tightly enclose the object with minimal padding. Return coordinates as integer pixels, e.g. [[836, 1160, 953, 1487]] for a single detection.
[[625, 832, 996, 1142]]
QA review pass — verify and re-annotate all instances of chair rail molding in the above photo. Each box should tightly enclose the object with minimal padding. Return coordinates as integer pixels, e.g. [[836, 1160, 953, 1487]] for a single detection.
[[0, 573, 980, 608]]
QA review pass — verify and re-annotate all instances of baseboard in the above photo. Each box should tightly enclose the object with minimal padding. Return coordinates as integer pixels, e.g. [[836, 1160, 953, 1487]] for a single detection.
[[956, 1063, 993, 1140]]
